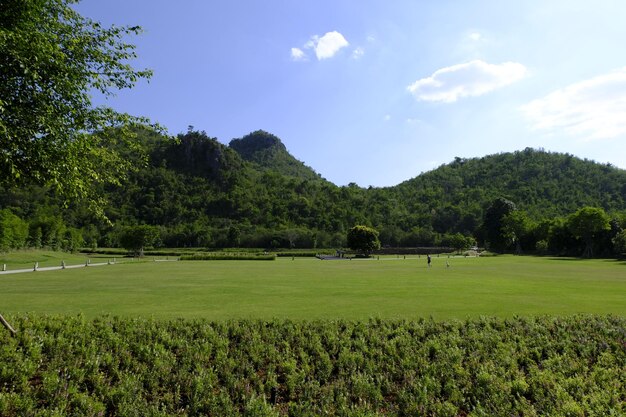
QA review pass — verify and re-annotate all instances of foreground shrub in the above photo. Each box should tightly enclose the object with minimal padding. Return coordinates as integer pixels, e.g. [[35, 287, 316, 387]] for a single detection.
[[0, 315, 624, 415]]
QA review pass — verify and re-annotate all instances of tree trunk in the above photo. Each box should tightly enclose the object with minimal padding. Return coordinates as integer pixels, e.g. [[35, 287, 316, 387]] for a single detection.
[[583, 238, 593, 258], [0, 313, 16, 336]]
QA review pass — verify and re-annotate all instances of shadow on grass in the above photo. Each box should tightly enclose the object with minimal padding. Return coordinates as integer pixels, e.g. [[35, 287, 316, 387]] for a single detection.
[[545, 256, 626, 265], [545, 257, 587, 262]]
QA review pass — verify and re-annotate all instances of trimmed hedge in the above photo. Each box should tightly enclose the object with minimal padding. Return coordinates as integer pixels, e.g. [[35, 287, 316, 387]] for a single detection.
[[180, 253, 276, 261], [276, 250, 335, 257]]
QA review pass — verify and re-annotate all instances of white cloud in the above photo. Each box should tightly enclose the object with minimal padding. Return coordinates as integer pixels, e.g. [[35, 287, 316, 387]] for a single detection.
[[384, 114, 391, 121], [290, 47, 306, 61], [291, 31, 350, 62], [311, 31, 349, 60], [522, 68, 626, 140], [304, 37, 317, 50], [352, 47, 365, 59], [469, 32, 482, 41], [407, 60, 527, 103]]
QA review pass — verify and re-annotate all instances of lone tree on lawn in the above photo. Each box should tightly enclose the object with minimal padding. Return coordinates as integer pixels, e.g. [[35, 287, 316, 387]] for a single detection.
[[481, 197, 516, 252], [567, 207, 610, 258], [118, 225, 160, 257], [347, 225, 381, 257]]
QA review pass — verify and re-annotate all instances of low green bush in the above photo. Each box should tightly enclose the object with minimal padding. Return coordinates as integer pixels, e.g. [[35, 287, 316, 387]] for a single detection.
[[0, 315, 623, 416]]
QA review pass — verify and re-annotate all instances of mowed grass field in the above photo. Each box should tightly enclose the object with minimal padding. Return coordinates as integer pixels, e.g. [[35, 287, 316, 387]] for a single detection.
[[1, 255, 625, 320], [0, 249, 113, 269]]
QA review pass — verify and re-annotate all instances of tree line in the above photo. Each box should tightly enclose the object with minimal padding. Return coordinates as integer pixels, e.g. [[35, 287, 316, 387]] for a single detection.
[[0, 128, 625, 257]]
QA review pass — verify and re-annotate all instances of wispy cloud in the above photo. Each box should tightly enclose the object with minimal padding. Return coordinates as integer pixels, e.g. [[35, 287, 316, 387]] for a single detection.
[[291, 31, 349, 61], [290, 47, 306, 62], [407, 60, 527, 103], [522, 68, 626, 140], [352, 47, 365, 60]]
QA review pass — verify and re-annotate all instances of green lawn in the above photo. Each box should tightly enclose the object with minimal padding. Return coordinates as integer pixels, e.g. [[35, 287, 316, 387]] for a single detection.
[[0, 249, 117, 269], [1, 254, 624, 320]]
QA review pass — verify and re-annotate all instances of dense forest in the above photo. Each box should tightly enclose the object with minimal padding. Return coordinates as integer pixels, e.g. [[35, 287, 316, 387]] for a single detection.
[[0, 127, 625, 256]]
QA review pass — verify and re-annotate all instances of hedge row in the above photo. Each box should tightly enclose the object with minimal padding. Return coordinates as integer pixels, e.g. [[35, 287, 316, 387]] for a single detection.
[[276, 251, 335, 258], [179, 253, 276, 261]]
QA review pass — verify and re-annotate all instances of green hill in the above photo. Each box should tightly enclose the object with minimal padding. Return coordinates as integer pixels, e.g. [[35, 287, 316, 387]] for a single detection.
[[229, 130, 321, 181], [0, 128, 624, 251], [386, 148, 626, 238], [394, 148, 626, 218]]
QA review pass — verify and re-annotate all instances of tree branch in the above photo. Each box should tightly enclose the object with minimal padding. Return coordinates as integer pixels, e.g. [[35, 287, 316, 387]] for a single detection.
[[0, 313, 16, 336]]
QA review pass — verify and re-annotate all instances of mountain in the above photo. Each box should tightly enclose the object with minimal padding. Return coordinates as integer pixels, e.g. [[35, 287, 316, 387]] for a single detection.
[[1, 128, 624, 251], [392, 148, 626, 219], [229, 130, 321, 181], [157, 129, 245, 186]]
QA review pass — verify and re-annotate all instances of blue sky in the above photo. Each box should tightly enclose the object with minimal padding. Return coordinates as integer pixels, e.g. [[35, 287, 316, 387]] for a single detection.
[[76, 0, 626, 187]]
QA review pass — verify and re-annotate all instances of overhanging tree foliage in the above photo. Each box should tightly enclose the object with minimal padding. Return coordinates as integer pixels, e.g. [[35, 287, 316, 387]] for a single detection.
[[0, 0, 151, 333], [0, 0, 153, 216]]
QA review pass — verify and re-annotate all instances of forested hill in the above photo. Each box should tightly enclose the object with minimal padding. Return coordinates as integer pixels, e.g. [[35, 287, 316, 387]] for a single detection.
[[1, 128, 625, 250], [228, 130, 321, 181], [392, 148, 626, 219]]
